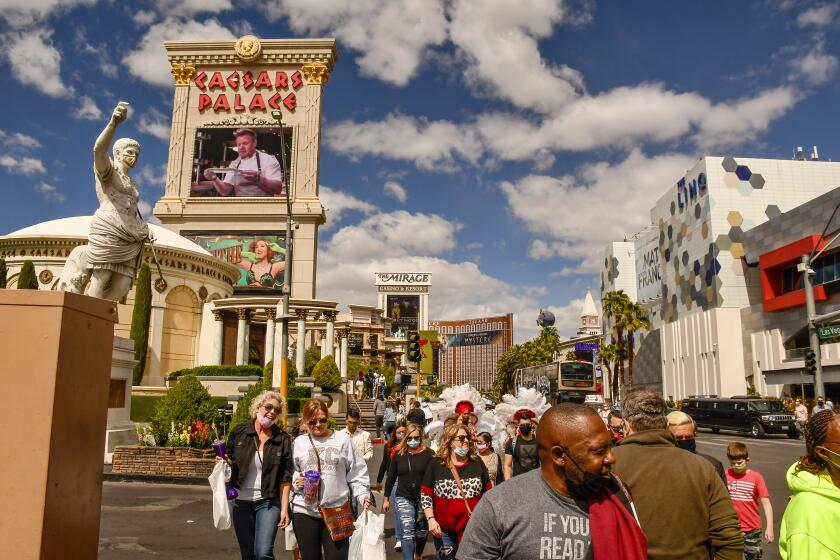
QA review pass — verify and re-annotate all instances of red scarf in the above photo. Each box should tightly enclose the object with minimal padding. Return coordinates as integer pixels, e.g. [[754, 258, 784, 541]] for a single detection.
[[588, 477, 647, 560]]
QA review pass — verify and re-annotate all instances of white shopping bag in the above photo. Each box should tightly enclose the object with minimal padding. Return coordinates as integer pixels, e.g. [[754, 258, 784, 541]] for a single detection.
[[207, 461, 232, 530], [364, 510, 385, 546], [284, 522, 298, 551], [348, 512, 366, 560]]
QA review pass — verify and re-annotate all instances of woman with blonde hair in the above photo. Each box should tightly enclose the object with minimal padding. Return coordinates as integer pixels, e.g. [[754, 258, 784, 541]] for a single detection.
[[291, 399, 370, 560], [224, 390, 293, 560], [420, 423, 491, 559], [383, 423, 434, 560]]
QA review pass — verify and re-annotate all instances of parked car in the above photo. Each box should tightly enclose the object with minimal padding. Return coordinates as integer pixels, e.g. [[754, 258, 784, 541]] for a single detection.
[[681, 396, 799, 439]]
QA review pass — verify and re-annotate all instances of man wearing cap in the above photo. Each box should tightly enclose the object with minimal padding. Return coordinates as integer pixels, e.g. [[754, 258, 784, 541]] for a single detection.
[[504, 409, 539, 480], [202, 128, 284, 197]]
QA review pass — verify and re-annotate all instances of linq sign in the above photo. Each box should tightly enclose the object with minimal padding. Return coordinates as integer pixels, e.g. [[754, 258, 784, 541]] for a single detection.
[[194, 70, 303, 113]]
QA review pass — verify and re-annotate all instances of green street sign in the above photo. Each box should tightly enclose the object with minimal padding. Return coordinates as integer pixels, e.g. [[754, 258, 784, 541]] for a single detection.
[[818, 325, 840, 340]]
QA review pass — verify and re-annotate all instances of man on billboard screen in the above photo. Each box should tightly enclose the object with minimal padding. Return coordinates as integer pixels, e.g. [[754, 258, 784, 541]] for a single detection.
[[198, 128, 285, 197]]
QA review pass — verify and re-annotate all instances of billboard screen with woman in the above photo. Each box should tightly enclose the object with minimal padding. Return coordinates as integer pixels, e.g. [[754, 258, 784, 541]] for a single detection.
[[184, 232, 286, 293]]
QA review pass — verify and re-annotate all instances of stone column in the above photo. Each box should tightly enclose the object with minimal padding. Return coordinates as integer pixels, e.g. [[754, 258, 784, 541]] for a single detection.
[[236, 309, 251, 366], [264, 307, 276, 367], [295, 309, 308, 375], [163, 63, 196, 200], [146, 305, 165, 385], [338, 328, 349, 380], [212, 309, 224, 365], [319, 329, 328, 359], [323, 310, 337, 359]]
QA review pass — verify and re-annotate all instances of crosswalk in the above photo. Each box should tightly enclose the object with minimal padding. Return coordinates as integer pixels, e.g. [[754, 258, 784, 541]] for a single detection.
[[696, 434, 805, 449]]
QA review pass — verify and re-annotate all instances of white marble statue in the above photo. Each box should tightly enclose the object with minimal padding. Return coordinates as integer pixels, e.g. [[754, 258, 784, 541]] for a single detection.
[[57, 102, 150, 301]]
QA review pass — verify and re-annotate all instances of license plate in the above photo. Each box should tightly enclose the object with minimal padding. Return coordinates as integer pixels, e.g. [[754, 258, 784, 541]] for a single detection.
[[781, 425, 788, 430]]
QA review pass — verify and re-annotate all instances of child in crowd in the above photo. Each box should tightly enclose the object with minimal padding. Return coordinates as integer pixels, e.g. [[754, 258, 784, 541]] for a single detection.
[[725, 442, 774, 560]]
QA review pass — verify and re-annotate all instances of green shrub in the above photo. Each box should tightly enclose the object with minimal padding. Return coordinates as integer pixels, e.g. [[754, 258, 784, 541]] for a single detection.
[[151, 375, 220, 444], [304, 346, 322, 376], [229, 379, 269, 435], [167, 364, 263, 379], [313, 355, 341, 390], [17, 260, 37, 289], [0, 258, 7, 288], [130, 264, 151, 386], [132, 395, 226, 422], [263, 360, 299, 389], [288, 386, 311, 399]]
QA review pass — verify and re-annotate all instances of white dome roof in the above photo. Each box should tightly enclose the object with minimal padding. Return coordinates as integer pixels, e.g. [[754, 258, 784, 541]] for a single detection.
[[4, 216, 211, 256]]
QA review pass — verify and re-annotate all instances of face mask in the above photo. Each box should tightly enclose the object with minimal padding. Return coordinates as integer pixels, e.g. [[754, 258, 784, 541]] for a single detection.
[[731, 464, 748, 474], [395, 434, 403, 441], [561, 448, 612, 499], [256, 413, 275, 429], [454, 446, 469, 457], [407, 438, 421, 449], [676, 439, 697, 454], [820, 447, 840, 469], [519, 424, 533, 436], [476, 443, 488, 451]]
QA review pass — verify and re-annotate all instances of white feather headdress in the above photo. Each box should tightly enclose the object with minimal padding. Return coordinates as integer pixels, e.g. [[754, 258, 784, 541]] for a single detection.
[[488, 387, 551, 451], [423, 383, 485, 443]]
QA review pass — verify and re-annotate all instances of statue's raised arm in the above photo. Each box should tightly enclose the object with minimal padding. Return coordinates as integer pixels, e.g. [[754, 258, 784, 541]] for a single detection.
[[58, 101, 149, 302], [94, 102, 129, 180]]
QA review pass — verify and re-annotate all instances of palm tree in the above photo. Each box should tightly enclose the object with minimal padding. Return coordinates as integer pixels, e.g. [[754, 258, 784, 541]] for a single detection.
[[623, 302, 651, 389], [598, 343, 619, 402], [602, 290, 630, 398]]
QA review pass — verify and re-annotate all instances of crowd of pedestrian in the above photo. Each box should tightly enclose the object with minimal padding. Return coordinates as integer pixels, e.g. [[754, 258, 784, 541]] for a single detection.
[[218, 388, 840, 560]]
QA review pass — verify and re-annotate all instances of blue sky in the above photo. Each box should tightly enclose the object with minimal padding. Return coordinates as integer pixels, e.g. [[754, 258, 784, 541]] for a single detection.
[[1, 0, 838, 341]]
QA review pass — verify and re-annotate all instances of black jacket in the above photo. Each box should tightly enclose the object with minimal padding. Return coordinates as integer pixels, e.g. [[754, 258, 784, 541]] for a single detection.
[[226, 422, 293, 499], [406, 408, 426, 426]]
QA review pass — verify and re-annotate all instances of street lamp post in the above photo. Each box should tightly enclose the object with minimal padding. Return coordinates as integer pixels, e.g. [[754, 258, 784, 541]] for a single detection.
[[801, 253, 825, 398], [271, 110, 293, 424]]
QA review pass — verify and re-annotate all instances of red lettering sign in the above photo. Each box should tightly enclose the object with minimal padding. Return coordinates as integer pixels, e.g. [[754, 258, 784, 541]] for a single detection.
[[193, 68, 302, 113], [226, 71, 240, 89], [207, 72, 225, 90], [291, 70, 303, 89], [283, 92, 296, 111], [194, 71, 208, 90], [254, 71, 271, 89], [249, 94, 266, 111], [242, 71, 254, 90], [275, 72, 288, 89], [267, 92, 282, 110], [233, 94, 245, 112], [198, 93, 212, 112], [213, 94, 230, 112]]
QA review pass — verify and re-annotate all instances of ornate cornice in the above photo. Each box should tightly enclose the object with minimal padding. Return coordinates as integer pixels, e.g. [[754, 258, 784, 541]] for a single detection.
[[237, 308, 252, 321], [295, 308, 309, 320], [212, 309, 223, 321], [164, 38, 338, 70], [321, 310, 338, 321], [302, 62, 330, 85], [264, 307, 277, 321], [200, 114, 284, 128]]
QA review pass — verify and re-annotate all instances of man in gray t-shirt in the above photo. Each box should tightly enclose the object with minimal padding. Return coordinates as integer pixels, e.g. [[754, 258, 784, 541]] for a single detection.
[[458, 468, 593, 559], [458, 403, 646, 560]]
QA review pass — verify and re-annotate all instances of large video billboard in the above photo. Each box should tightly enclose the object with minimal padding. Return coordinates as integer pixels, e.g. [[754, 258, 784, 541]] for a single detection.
[[190, 127, 292, 197], [386, 295, 420, 336], [185, 232, 286, 292]]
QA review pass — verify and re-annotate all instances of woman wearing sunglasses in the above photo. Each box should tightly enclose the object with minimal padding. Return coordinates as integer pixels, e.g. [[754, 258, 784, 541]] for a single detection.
[[291, 399, 371, 560], [225, 390, 293, 560], [421, 423, 491, 560], [383, 423, 433, 560]]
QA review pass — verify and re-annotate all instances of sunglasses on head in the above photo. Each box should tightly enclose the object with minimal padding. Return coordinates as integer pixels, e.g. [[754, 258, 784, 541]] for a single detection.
[[308, 418, 328, 426], [262, 403, 282, 414]]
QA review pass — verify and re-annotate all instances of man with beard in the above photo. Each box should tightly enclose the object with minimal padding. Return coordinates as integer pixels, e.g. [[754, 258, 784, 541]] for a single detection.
[[457, 403, 647, 560], [612, 389, 742, 559]]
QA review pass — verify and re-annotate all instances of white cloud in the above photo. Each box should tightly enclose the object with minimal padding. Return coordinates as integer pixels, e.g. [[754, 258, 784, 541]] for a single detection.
[[0, 154, 47, 175], [449, 0, 582, 114], [325, 114, 483, 171], [74, 95, 102, 120], [132, 10, 158, 26], [383, 181, 407, 203], [134, 164, 168, 190], [0, 0, 94, 27], [124, 18, 236, 87], [136, 107, 171, 141], [261, 0, 448, 86], [33, 181, 64, 203], [694, 87, 797, 150], [796, 4, 839, 27], [149, 0, 232, 17], [501, 149, 696, 273], [326, 210, 460, 261], [793, 43, 839, 85], [5, 29, 73, 97], [137, 199, 162, 225], [320, 185, 377, 230], [0, 130, 40, 149]]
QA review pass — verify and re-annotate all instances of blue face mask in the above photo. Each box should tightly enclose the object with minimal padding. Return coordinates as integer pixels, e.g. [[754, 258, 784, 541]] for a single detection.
[[407, 438, 421, 448], [454, 446, 469, 457]]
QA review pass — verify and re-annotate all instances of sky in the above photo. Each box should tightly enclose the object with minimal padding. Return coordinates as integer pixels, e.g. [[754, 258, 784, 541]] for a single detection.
[[1, 0, 839, 342]]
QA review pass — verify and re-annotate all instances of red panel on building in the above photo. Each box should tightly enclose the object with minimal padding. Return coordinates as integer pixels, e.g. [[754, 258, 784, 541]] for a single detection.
[[760, 234, 828, 312]]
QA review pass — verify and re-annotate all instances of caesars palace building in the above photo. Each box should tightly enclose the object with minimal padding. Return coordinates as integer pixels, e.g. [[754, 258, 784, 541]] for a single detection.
[[603, 154, 840, 403], [0, 37, 408, 388]]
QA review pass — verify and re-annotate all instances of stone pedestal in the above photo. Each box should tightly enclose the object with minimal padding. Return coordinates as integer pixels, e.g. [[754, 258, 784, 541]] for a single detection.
[[0, 290, 117, 560], [105, 336, 138, 464]]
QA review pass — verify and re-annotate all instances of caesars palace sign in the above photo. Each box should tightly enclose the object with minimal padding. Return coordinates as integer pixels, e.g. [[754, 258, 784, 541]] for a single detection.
[[194, 69, 303, 113]]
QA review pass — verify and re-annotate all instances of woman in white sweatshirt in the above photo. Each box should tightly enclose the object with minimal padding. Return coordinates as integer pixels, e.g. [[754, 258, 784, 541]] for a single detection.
[[291, 399, 371, 560]]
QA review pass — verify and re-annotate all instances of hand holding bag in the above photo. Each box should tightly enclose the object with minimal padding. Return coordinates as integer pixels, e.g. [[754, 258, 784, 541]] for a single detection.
[[308, 434, 356, 541]]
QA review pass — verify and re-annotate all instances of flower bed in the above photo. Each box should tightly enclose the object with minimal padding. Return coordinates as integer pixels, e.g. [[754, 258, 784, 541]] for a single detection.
[[112, 445, 215, 478]]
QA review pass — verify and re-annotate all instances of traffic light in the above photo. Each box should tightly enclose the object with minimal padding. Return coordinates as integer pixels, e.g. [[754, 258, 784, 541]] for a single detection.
[[804, 349, 817, 377], [407, 331, 421, 362]]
